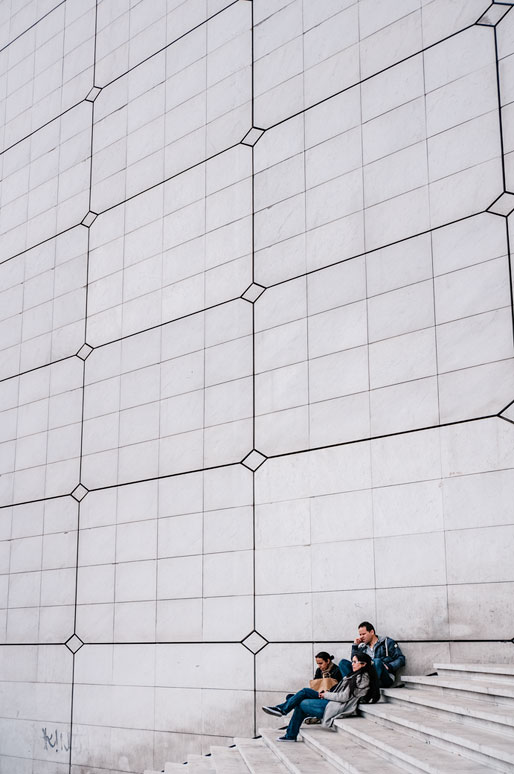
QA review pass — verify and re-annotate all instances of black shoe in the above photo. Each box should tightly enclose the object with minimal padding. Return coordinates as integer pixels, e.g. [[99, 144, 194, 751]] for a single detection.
[[262, 706, 284, 717], [276, 735, 296, 742]]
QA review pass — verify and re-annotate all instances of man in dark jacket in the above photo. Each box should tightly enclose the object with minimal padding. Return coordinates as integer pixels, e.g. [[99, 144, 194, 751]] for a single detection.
[[338, 621, 405, 687]]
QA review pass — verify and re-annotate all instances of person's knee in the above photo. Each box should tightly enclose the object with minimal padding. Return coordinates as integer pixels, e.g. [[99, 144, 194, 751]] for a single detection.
[[299, 699, 315, 715], [300, 698, 325, 718], [373, 658, 394, 685]]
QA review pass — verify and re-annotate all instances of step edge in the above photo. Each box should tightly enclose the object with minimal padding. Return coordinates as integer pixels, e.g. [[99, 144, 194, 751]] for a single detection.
[[259, 728, 303, 774], [209, 745, 251, 773], [334, 718, 496, 773], [260, 727, 340, 774], [434, 664, 514, 674], [402, 675, 514, 699], [300, 727, 408, 774], [382, 688, 514, 726], [300, 730, 358, 774], [236, 735, 291, 774], [361, 704, 514, 764]]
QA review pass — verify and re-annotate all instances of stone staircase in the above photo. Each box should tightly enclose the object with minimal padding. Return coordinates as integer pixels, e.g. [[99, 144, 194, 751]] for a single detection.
[[145, 663, 514, 773]]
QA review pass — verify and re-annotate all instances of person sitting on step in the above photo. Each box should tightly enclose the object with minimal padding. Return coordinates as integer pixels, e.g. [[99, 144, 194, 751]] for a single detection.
[[262, 651, 342, 718], [339, 620, 405, 688], [276, 652, 380, 741]]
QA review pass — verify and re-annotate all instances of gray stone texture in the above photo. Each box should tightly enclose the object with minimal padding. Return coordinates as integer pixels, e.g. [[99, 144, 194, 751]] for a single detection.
[[1, 0, 514, 771]]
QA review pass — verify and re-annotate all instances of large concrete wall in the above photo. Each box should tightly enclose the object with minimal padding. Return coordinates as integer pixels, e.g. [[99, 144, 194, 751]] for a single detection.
[[1, 0, 514, 772]]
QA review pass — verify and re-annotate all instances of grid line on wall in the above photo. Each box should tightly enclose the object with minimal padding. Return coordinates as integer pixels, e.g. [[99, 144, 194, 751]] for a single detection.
[[1, 1, 514, 772]]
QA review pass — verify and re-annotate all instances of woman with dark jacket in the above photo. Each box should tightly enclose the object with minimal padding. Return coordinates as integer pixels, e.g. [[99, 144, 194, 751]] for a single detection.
[[276, 652, 380, 741], [262, 652, 342, 718]]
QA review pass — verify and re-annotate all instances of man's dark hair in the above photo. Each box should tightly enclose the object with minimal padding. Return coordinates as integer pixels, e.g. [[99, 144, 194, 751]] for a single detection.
[[358, 621, 375, 633]]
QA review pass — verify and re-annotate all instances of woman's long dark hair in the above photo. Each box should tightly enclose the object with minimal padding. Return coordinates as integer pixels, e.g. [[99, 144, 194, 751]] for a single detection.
[[347, 652, 381, 703]]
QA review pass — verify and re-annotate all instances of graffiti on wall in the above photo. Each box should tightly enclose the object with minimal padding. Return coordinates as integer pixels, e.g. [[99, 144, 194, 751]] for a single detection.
[[41, 727, 71, 753]]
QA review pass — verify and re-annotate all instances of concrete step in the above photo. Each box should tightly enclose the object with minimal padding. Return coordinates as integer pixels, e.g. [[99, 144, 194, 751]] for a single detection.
[[163, 758, 214, 772], [149, 664, 514, 774], [209, 746, 249, 773], [335, 716, 495, 773], [402, 674, 514, 706], [300, 725, 406, 773], [434, 664, 514, 684], [187, 754, 215, 764], [183, 754, 216, 772], [259, 728, 339, 773], [383, 685, 514, 731], [361, 701, 514, 772], [235, 737, 291, 774]]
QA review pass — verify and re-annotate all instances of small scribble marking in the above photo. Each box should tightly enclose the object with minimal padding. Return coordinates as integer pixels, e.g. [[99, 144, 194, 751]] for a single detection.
[[41, 728, 71, 753]]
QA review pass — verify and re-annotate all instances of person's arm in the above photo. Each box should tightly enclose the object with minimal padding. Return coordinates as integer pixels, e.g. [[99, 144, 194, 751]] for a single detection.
[[323, 679, 351, 703], [324, 673, 370, 703], [383, 639, 405, 672], [313, 667, 322, 679]]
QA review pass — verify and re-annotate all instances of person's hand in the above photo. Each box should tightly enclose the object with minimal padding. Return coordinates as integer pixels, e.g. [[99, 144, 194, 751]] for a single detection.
[[354, 636, 363, 645], [384, 663, 390, 671], [319, 691, 325, 698]]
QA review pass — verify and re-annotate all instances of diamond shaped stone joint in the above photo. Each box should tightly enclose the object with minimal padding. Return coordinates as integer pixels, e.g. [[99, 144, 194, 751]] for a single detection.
[[500, 401, 514, 423], [71, 484, 89, 502], [65, 634, 84, 653], [242, 631, 268, 654], [241, 450, 267, 471], [242, 283, 266, 303], [487, 192, 514, 216], [76, 343, 93, 360], [85, 85, 102, 102], [241, 127, 265, 147], [81, 211, 99, 228], [477, 3, 511, 25]]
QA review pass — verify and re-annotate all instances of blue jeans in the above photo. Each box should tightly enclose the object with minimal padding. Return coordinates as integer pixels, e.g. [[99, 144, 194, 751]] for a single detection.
[[284, 698, 328, 740], [338, 658, 394, 688], [276, 687, 319, 715]]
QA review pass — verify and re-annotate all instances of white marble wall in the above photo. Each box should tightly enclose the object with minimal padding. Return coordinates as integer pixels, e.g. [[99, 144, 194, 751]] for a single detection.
[[1, 1, 514, 772]]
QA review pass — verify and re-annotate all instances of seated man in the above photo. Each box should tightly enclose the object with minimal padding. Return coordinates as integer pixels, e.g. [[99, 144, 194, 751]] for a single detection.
[[339, 620, 405, 688]]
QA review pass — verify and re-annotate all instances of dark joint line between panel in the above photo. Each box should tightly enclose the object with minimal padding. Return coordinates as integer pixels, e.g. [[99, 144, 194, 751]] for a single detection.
[[265, 22, 480, 133], [101, 0, 240, 91], [0, 0, 66, 55], [266, 413, 499, 461]]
